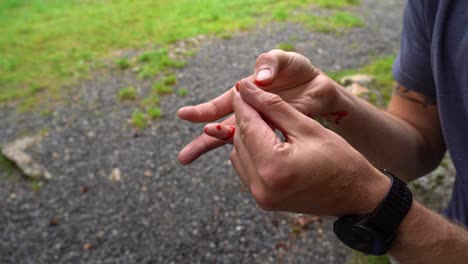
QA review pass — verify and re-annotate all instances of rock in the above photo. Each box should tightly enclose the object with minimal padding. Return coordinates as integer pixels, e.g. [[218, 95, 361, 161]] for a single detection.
[[348, 82, 369, 96], [340, 74, 374, 87], [1, 135, 52, 180], [143, 170, 152, 177], [109, 168, 122, 182]]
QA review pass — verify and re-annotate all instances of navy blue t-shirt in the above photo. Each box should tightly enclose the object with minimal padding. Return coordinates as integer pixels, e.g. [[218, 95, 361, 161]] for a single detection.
[[393, 0, 468, 225]]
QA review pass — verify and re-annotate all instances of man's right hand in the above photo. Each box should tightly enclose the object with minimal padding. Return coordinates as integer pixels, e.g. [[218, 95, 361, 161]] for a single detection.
[[177, 49, 349, 165]]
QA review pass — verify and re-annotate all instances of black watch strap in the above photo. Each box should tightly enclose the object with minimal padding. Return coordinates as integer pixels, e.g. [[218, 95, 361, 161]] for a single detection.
[[366, 169, 413, 238], [333, 169, 413, 255]]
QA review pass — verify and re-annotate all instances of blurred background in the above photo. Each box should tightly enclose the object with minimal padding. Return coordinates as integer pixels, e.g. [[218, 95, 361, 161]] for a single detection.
[[0, 0, 454, 263]]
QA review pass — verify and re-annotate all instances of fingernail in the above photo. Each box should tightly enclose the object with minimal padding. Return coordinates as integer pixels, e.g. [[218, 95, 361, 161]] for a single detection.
[[257, 69, 271, 81], [255, 69, 271, 86], [235, 81, 240, 91]]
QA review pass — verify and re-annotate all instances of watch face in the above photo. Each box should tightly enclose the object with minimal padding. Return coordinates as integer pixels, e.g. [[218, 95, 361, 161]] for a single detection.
[[335, 225, 374, 253], [334, 219, 388, 255]]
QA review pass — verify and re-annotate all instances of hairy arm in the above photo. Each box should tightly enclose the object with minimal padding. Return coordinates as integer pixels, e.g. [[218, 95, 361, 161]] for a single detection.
[[328, 83, 446, 181], [389, 201, 468, 263]]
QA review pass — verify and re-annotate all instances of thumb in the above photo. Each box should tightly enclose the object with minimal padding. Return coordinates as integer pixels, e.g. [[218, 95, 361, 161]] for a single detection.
[[238, 79, 317, 140], [253, 49, 286, 87]]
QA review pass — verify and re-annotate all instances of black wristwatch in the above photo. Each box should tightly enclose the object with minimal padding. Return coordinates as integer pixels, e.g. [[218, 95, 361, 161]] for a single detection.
[[333, 169, 413, 255]]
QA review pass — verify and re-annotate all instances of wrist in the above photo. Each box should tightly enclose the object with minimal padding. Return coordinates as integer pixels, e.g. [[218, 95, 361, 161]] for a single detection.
[[352, 166, 392, 215]]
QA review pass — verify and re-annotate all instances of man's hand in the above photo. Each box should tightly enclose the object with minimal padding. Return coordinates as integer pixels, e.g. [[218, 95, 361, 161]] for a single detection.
[[227, 79, 390, 216], [177, 49, 346, 165]]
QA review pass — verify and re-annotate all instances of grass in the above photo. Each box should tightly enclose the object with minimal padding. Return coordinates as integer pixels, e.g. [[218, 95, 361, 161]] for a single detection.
[[177, 88, 189, 97], [0, 151, 17, 179], [152, 82, 173, 94], [115, 58, 132, 70], [293, 11, 365, 33], [136, 49, 185, 79], [328, 55, 396, 105], [1, 0, 361, 108], [147, 107, 163, 119], [141, 96, 160, 107], [163, 74, 177, 86], [277, 42, 296, 51], [348, 253, 390, 264], [118, 86, 138, 101], [131, 111, 148, 129]]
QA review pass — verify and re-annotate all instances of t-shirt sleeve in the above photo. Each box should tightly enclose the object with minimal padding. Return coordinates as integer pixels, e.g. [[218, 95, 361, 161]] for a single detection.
[[392, 0, 437, 99]]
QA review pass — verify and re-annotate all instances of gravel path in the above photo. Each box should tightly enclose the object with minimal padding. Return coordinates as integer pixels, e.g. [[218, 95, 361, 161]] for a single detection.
[[0, 1, 405, 263]]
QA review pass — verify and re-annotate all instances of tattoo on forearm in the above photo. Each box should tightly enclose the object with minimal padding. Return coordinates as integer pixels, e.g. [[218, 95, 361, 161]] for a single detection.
[[393, 85, 436, 108]]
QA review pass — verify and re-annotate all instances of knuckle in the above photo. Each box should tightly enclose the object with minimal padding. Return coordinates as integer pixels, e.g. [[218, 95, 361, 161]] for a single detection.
[[250, 184, 277, 211], [262, 93, 283, 107], [238, 118, 253, 140], [257, 159, 292, 191]]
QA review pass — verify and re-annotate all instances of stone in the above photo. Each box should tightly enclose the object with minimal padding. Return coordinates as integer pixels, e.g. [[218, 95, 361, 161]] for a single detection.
[[1, 135, 52, 180], [348, 82, 369, 96], [109, 168, 122, 182], [340, 74, 374, 87]]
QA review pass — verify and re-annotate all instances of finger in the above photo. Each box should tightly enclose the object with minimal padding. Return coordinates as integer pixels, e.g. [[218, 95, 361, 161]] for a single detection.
[[178, 116, 236, 165], [204, 123, 235, 144], [178, 134, 227, 165], [177, 88, 234, 123], [238, 79, 317, 140], [232, 87, 287, 165], [230, 148, 250, 188], [231, 124, 262, 189], [253, 49, 287, 87], [254, 49, 319, 89]]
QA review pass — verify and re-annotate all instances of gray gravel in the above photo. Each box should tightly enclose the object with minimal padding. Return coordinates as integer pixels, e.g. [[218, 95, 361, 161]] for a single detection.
[[0, 1, 406, 263]]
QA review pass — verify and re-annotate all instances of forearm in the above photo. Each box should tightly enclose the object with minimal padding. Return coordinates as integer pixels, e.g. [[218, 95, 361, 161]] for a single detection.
[[389, 201, 468, 263], [327, 86, 443, 181]]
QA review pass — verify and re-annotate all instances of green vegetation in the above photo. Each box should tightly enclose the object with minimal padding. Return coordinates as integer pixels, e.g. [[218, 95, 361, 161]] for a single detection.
[[163, 74, 177, 86], [293, 11, 365, 33], [141, 96, 160, 107], [147, 107, 163, 119], [30, 181, 43, 192], [1, 0, 361, 107], [136, 49, 185, 79], [177, 88, 189, 97], [131, 111, 148, 129], [328, 55, 396, 105], [315, 0, 360, 8], [277, 42, 296, 52], [0, 151, 17, 178], [118, 86, 138, 101], [116, 58, 132, 70], [152, 82, 173, 94], [348, 253, 390, 264]]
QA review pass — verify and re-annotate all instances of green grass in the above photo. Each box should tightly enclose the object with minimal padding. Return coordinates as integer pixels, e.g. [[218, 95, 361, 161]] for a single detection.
[[162, 74, 177, 86], [147, 107, 163, 119], [152, 82, 173, 94], [118, 86, 138, 101], [140, 95, 160, 107], [131, 111, 148, 129], [277, 42, 296, 51], [0, 0, 361, 107], [348, 253, 390, 264], [177, 88, 189, 97], [0, 151, 17, 178], [116, 58, 132, 70], [136, 49, 185, 79], [293, 11, 365, 33], [315, 0, 360, 8], [328, 55, 396, 105]]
